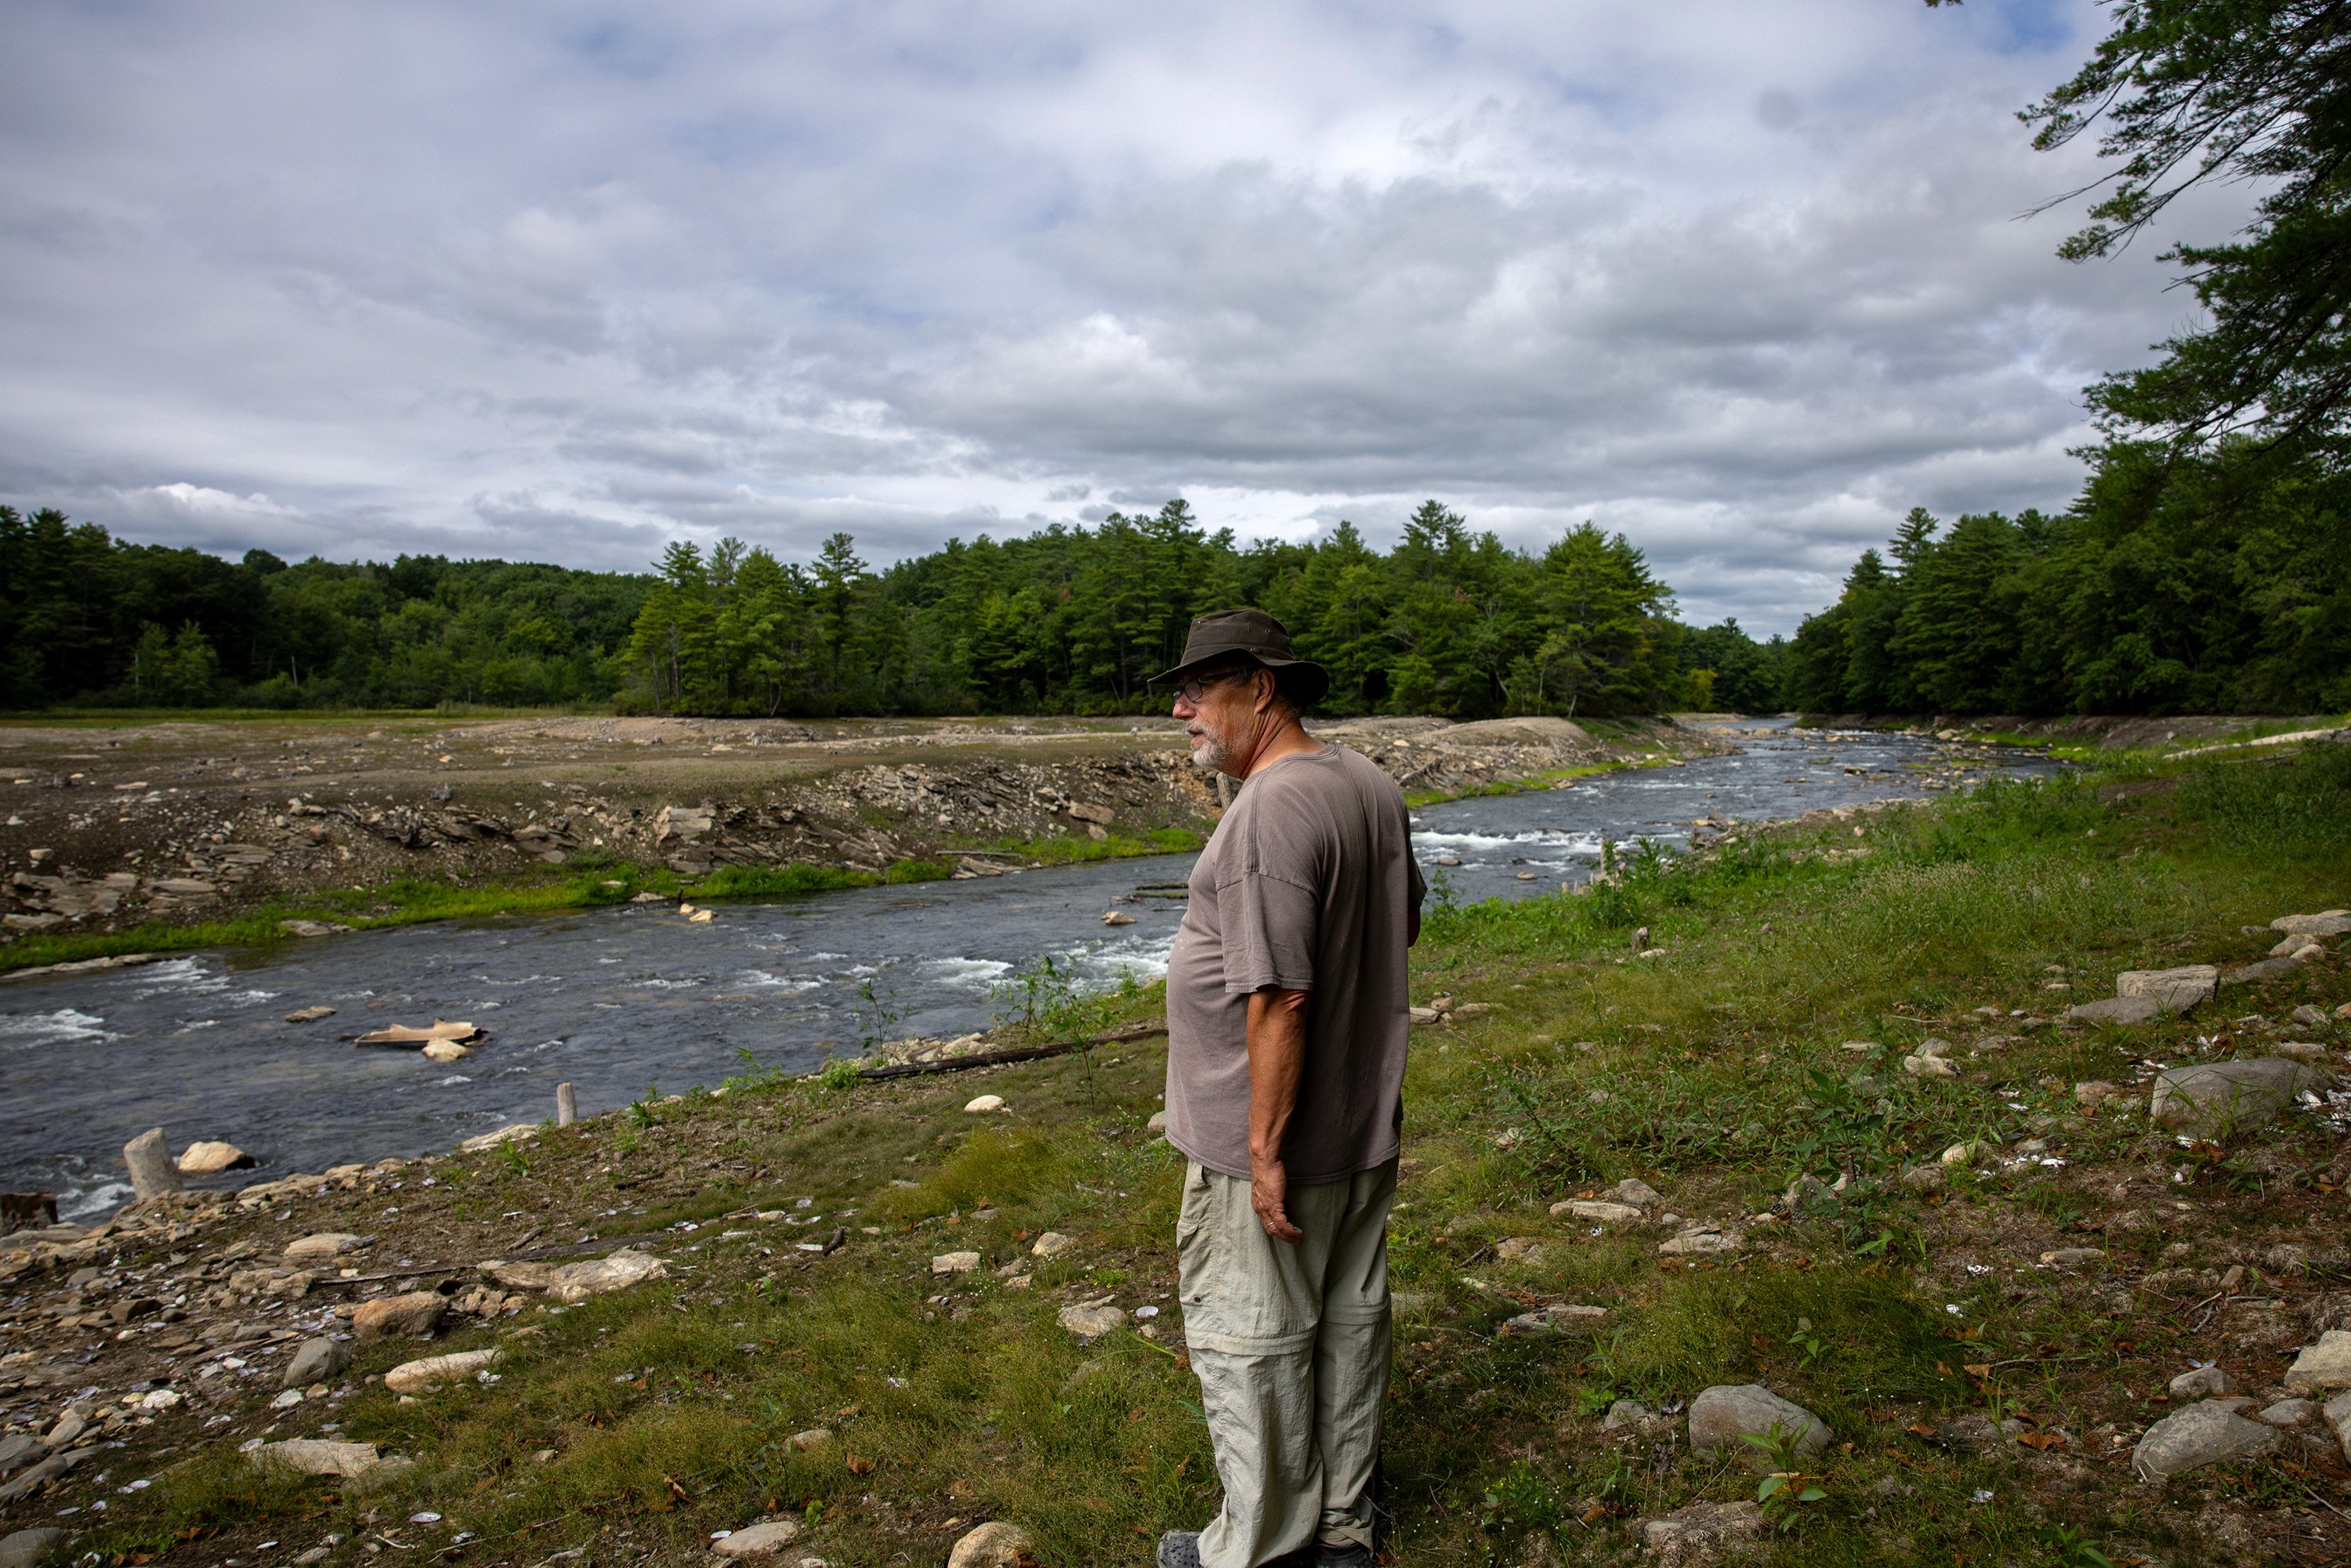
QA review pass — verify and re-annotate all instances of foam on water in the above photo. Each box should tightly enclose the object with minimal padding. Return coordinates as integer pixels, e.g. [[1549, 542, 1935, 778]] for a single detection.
[[0, 1007, 114, 1050]]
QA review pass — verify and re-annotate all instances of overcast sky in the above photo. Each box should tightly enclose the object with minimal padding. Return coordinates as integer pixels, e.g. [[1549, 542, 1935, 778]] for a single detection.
[[0, 0, 2238, 633]]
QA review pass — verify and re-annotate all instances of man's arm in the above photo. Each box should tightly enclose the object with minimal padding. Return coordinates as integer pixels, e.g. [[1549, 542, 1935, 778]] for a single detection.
[[1246, 986, 1311, 1243]]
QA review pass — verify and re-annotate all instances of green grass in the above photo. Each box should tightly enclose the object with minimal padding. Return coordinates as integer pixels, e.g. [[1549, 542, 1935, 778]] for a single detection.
[[946, 825, 1204, 867], [62, 741, 2351, 1566]]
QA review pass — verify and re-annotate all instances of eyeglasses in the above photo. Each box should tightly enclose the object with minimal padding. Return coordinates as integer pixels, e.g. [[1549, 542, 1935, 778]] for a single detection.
[[1175, 668, 1251, 704]]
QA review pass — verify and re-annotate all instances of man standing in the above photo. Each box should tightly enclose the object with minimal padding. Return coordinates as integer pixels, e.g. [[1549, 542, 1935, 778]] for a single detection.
[[1151, 609, 1425, 1568]]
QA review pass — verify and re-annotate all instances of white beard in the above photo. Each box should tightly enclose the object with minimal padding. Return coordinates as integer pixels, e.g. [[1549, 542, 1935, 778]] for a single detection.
[[1188, 730, 1228, 771]]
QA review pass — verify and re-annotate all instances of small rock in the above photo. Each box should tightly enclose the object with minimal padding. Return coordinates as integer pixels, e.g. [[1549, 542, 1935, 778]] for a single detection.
[[2168, 1365, 2237, 1399], [382, 1348, 501, 1395], [2257, 1399, 2315, 1427], [1057, 1302, 1125, 1340], [122, 1126, 183, 1200], [1899, 1164, 1946, 1193], [277, 919, 350, 937], [1031, 1232, 1075, 1259], [2285, 1330, 2351, 1394], [2274, 1041, 2332, 1066], [1599, 1398, 1651, 1432], [2291, 1004, 2332, 1027], [422, 1040, 473, 1063], [458, 1124, 536, 1152], [787, 1428, 833, 1450], [1550, 1199, 1644, 1224], [1494, 1236, 1544, 1262], [1611, 1177, 1664, 1208], [2117, 965, 2218, 1010], [947, 1521, 1034, 1568], [0, 1529, 70, 1568], [542, 1248, 664, 1302], [250, 1439, 383, 1478], [2041, 1248, 2106, 1269], [2074, 1080, 2125, 1110], [1686, 1384, 1828, 1466], [1901, 1052, 1959, 1079], [1637, 1500, 1769, 1564], [1144, 1110, 1167, 1134], [284, 1005, 337, 1023], [284, 1337, 351, 1389], [1504, 1303, 1609, 1334], [284, 1232, 363, 1263], [712, 1519, 803, 1559], [2151, 1058, 2324, 1138], [2325, 1391, 2351, 1461], [963, 1095, 1005, 1114], [932, 1251, 982, 1276], [2132, 1400, 2280, 1479], [1939, 1142, 1975, 1167], [1101, 911, 1136, 926], [2273, 911, 2351, 936], [2273, 932, 2326, 958], [2266, 1243, 2310, 1274], [1657, 1226, 1741, 1257], [176, 1139, 255, 1175], [2066, 995, 2170, 1027], [353, 1291, 447, 1342]]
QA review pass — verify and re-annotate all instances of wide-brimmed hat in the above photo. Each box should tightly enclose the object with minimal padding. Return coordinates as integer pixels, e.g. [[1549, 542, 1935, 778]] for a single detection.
[[1150, 608, 1330, 706]]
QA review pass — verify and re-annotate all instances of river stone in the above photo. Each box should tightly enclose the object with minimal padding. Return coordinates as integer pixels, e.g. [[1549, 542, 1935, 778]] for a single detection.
[[2274, 911, 2351, 936], [2132, 1400, 2280, 1479], [2118, 965, 2217, 1009], [1031, 1231, 1075, 1258], [383, 1348, 501, 1394], [2070, 994, 2172, 1026], [1057, 1302, 1124, 1340], [0, 1527, 71, 1568], [1637, 1501, 1769, 1565], [947, 1520, 1034, 1568], [2285, 1331, 2351, 1394], [2150, 1059, 2322, 1138], [1687, 1385, 1828, 1467], [284, 1337, 351, 1389], [176, 1140, 253, 1175], [353, 1291, 447, 1342], [284, 1232, 362, 1263], [712, 1519, 802, 1559], [1551, 1199, 1644, 1224], [252, 1439, 382, 1478], [122, 1127, 183, 1200], [2169, 1365, 2237, 1399]]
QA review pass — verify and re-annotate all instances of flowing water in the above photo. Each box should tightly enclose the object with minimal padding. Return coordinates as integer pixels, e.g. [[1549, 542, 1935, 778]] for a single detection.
[[0, 721, 2056, 1219]]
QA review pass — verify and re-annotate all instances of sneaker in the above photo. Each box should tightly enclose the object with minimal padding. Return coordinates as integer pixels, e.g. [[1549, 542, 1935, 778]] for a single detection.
[[1314, 1544, 1374, 1567], [1157, 1530, 1204, 1568]]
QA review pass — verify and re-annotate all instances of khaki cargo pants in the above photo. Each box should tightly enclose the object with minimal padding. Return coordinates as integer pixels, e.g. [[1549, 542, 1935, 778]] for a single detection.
[[1176, 1156, 1396, 1568]]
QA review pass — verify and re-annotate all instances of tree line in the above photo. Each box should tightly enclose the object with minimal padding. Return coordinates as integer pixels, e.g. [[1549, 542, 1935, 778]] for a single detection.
[[0, 499, 1776, 718]]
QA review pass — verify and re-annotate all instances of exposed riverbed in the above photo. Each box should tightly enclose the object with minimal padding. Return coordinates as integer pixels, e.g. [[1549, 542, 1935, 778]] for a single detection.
[[2, 721, 2055, 1219]]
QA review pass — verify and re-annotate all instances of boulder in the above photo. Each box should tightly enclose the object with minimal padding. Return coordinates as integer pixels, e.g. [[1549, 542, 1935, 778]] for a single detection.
[[2150, 1059, 2323, 1138], [250, 1439, 382, 1478], [284, 1233, 362, 1263], [176, 1140, 254, 1175], [2169, 1365, 2237, 1399], [0, 1529, 71, 1568], [1686, 1385, 1828, 1467], [2132, 1400, 2280, 1479], [284, 1337, 351, 1389], [2285, 1331, 2351, 1395], [382, 1348, 501, 1395], [947, 1521, 1035, 1568], [2066, 995, 2169, 1027], [1551, 1199, 1644, 1224], [353, 1291, 448, 1342], [122, 1128, 183, 1200], [1637, 1501, 1769, 1564], [712, 1519, 802, 1559]]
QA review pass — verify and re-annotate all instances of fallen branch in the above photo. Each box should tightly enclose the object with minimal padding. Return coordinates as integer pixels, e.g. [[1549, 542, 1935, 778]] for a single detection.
[[855, 1019, 1168, 1081]]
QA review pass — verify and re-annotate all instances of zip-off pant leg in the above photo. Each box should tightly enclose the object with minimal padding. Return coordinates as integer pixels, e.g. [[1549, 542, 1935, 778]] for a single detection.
[[1176, 1157, 1396, 1568]]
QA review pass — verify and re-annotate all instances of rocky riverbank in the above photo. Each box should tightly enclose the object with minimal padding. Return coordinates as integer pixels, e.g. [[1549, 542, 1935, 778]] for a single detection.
[[0, 713, 1721, 957]]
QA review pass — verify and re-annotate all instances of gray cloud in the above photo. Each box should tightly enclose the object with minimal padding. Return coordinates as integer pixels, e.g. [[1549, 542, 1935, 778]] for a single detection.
[[0, 0, 2229, 632]]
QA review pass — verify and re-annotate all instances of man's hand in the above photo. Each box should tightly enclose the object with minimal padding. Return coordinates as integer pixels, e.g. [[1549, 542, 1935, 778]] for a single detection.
[[1246, 986, 1310, 1243], [1250, 1150, 1303, 1243]]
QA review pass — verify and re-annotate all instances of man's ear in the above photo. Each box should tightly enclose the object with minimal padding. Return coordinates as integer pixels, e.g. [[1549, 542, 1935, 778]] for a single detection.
[[1252, 667, 1281, 715]]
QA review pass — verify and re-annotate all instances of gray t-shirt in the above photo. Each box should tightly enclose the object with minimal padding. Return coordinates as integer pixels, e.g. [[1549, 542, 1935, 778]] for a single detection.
[[1164, 743, 1425, 1184]]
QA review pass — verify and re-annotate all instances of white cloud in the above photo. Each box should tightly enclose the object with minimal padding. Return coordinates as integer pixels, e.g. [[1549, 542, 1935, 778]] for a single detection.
[[0, 0, 2233, 631]]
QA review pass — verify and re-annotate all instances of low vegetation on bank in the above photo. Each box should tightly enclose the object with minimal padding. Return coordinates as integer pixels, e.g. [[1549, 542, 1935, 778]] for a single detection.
[[4, 741, 2348, 1567]]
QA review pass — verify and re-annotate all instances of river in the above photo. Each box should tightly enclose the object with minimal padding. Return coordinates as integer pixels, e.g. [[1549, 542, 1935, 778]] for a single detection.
[[0, 720, 2055, 1219]]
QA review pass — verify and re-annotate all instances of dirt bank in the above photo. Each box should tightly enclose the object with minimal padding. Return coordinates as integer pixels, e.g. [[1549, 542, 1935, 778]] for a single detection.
[[0, 713, 1722, 951]]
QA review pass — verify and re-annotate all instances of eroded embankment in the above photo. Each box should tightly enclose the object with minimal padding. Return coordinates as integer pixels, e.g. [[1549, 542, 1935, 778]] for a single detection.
[[0, 713, 1719, 955]]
